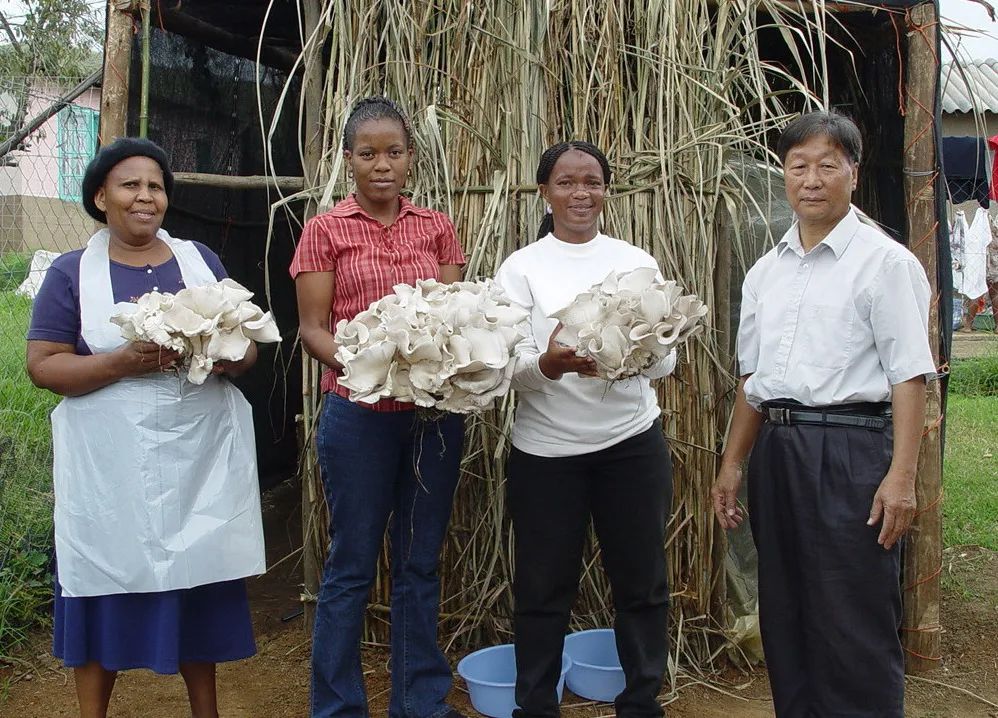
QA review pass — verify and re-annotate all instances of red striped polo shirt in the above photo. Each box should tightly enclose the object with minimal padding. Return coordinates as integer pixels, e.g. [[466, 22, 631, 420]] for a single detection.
[[290, 194, 466, 412]]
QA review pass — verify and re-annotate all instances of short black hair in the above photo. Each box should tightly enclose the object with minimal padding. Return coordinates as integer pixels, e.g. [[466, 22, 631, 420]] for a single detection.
[[777, 110, 863, 165], [342, 96, 412, 151], [81, 137, 174, 223], [536, 141, 611, 185], [535, 141, 612, 239]]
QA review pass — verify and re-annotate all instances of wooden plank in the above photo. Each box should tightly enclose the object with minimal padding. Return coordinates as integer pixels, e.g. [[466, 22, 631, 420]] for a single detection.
[[173, 171, 306, 191], [901, 0, 943, 676], [99, 1, 135, 144]]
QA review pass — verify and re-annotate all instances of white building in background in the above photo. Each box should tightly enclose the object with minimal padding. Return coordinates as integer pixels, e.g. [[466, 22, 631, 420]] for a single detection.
[[941, 58, 998, 137], [0, 77, 101, 254], [941, 59, 997, 222]]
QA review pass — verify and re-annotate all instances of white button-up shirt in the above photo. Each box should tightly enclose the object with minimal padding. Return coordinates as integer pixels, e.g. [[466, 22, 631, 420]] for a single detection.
[[738, 207, 936, 409]]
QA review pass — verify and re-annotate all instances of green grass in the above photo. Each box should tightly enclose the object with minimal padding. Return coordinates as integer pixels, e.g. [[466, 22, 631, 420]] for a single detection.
[[943, 355, 998, 549], [0, 252, 30, 293], [948, 354, 998, 397], [0, 291, 59, 657]]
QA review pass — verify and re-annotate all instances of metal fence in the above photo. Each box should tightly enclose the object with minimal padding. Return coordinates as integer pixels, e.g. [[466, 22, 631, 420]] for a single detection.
[[0, 74, 98, 654]]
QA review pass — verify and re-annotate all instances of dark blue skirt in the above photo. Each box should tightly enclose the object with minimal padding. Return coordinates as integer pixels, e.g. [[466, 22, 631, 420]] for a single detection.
[[53, 577, 256, 674]]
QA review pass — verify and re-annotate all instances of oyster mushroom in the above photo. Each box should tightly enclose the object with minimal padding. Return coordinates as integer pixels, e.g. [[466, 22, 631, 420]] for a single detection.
[[332, 278, 528, 413], [549, 267, 709, 380], [111, 279, 281, 385]]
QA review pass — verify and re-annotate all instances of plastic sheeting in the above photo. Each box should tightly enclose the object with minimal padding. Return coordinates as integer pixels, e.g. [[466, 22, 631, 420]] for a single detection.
[[15, 249, 60, 299]]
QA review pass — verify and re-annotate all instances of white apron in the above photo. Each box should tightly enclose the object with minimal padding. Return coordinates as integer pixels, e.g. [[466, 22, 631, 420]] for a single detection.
[[52, 229, 266, 598]]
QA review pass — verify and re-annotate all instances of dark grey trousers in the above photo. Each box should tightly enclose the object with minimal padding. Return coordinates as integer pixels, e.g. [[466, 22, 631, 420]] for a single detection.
[[748, 417, 904, 718]]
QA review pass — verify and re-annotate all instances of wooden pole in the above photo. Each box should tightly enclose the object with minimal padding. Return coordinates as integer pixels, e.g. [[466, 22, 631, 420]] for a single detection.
[[299, 0, 326, 632], [173, 172, 306, 191], [138, 0, 151, 138], [99, 1, 135, 144], [901, 0, 943, 675]]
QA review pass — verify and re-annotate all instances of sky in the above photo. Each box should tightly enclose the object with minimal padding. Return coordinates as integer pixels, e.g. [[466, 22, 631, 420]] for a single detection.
[[941, 0, 998, 61], [0, 0, 995, 60]]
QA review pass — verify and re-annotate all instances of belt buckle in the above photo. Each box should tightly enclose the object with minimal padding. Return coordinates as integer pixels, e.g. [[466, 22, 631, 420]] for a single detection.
[[768, 407, 791, 425]]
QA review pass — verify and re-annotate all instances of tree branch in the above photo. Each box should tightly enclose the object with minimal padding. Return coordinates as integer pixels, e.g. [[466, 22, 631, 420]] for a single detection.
[[0, 11, 24, 57]]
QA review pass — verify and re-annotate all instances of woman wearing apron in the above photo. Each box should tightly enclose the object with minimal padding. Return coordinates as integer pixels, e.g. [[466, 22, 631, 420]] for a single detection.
[[26, 138, 266, 718]]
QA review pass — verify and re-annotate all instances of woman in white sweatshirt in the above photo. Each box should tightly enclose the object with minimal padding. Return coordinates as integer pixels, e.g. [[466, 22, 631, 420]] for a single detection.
[[494, 141, 675, 718]]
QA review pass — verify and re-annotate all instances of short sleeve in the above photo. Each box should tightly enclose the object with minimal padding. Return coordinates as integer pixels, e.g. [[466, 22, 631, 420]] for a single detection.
[[736, 266, 761, 376], [290, 216, 336, 278], [27, 264, 81, 346], [435, 215, 466, 266], [193, 242, 228, 280], [870, 255, 936, 385]]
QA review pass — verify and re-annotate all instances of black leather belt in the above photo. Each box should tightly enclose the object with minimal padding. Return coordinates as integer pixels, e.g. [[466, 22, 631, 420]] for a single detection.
[[763, 407, 891, 431]]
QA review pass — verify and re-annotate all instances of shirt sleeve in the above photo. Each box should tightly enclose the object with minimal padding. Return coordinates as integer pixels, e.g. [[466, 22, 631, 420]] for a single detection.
[[435, 215, 466, 266], [290, 216, 336, 278], [193, 242, 229, 280], [736, 265, 761, 376], [870, 255, 937, 385], [494, 255, 558, 393], [27, 264, 81, 346]]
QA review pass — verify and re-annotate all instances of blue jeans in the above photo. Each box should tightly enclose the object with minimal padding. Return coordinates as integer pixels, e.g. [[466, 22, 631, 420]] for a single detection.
[[311, 393, 465, 718]]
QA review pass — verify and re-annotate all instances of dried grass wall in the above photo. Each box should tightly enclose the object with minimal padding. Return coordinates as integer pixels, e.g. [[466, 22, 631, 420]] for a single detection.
[[266, 0, 838, 673]]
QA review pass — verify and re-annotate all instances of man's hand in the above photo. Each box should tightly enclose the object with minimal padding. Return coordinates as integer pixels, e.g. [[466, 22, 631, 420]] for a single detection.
[[867, 470, 917, 550], [711, 462, 745, 530]]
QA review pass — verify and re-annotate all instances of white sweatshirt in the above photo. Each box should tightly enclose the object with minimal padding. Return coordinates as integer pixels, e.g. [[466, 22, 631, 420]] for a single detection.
[[494, 232, 676, 458]]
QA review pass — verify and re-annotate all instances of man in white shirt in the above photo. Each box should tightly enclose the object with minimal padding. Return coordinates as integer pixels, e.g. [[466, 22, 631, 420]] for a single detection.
[[711, 111, 936, 718]]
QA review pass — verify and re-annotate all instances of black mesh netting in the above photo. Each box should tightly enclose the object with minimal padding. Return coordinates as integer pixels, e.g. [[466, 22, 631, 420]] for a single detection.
[[126, 27, 305, 488]]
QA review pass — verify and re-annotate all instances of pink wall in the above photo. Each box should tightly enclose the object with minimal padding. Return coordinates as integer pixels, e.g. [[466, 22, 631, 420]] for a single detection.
[[10, 79, 101, 200]]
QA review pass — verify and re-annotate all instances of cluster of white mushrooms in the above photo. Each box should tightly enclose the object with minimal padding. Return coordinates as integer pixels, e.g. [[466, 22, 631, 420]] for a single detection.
[[112, 278, 281, 384], [334, 279, 529, 413], [550, 267, 707, 380]]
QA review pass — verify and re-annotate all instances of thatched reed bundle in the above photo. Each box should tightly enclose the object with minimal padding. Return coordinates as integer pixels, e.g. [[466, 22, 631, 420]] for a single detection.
[[267, 0, 841, 675]]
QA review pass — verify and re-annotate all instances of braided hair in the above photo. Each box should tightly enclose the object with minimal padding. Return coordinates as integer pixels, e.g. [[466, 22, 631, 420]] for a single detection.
[[342, 96, 412, 151], [535, 141, 612, 239]]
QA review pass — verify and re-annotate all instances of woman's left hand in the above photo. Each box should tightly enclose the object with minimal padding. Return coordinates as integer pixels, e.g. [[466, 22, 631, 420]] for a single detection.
[[211, 342, 258, 378]]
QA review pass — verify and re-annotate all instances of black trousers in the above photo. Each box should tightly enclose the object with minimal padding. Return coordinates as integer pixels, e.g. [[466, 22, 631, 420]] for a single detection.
[[507, 422, 673, 718], [748, 419, 904, 718]]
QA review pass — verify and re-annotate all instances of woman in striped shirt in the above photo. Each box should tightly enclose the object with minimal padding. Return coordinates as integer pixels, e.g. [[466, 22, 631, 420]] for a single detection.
[[291, 97, 467, 718]]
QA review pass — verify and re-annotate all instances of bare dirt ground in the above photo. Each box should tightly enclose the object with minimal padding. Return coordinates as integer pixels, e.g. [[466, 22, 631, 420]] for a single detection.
[[952, 331, 998, 359], [3, 483, 997, 717]]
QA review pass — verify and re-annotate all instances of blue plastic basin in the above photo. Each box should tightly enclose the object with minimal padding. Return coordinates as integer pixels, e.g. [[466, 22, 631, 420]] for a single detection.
[[563, 629, 625, 702], [457, 644, 571, 718]]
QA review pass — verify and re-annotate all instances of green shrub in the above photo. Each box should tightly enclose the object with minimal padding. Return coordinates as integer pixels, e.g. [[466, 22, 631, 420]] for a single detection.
[[949, 355, 998, 397], [0, 292, 56, 657], [0, 253, 31, 293]]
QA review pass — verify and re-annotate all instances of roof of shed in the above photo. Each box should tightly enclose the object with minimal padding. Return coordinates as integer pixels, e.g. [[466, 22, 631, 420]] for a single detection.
[[941, 58, 998, 114]]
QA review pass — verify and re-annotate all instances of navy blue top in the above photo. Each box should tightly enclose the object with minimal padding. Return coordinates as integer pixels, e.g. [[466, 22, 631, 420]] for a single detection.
[[28, 241, 227, 356]]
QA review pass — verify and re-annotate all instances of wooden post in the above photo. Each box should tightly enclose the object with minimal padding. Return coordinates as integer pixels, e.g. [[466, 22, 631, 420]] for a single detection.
[[138, 0, 151, 138], [99, 1, 135, 144], [299, 0, 325, 631], [172, 172, 306, 191], [901, 1, 943, 675]]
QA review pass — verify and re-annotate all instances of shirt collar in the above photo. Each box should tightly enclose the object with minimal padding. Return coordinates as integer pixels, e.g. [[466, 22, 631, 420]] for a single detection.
[[327, 194, 432, 221], [777, 206, 860, 259]]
